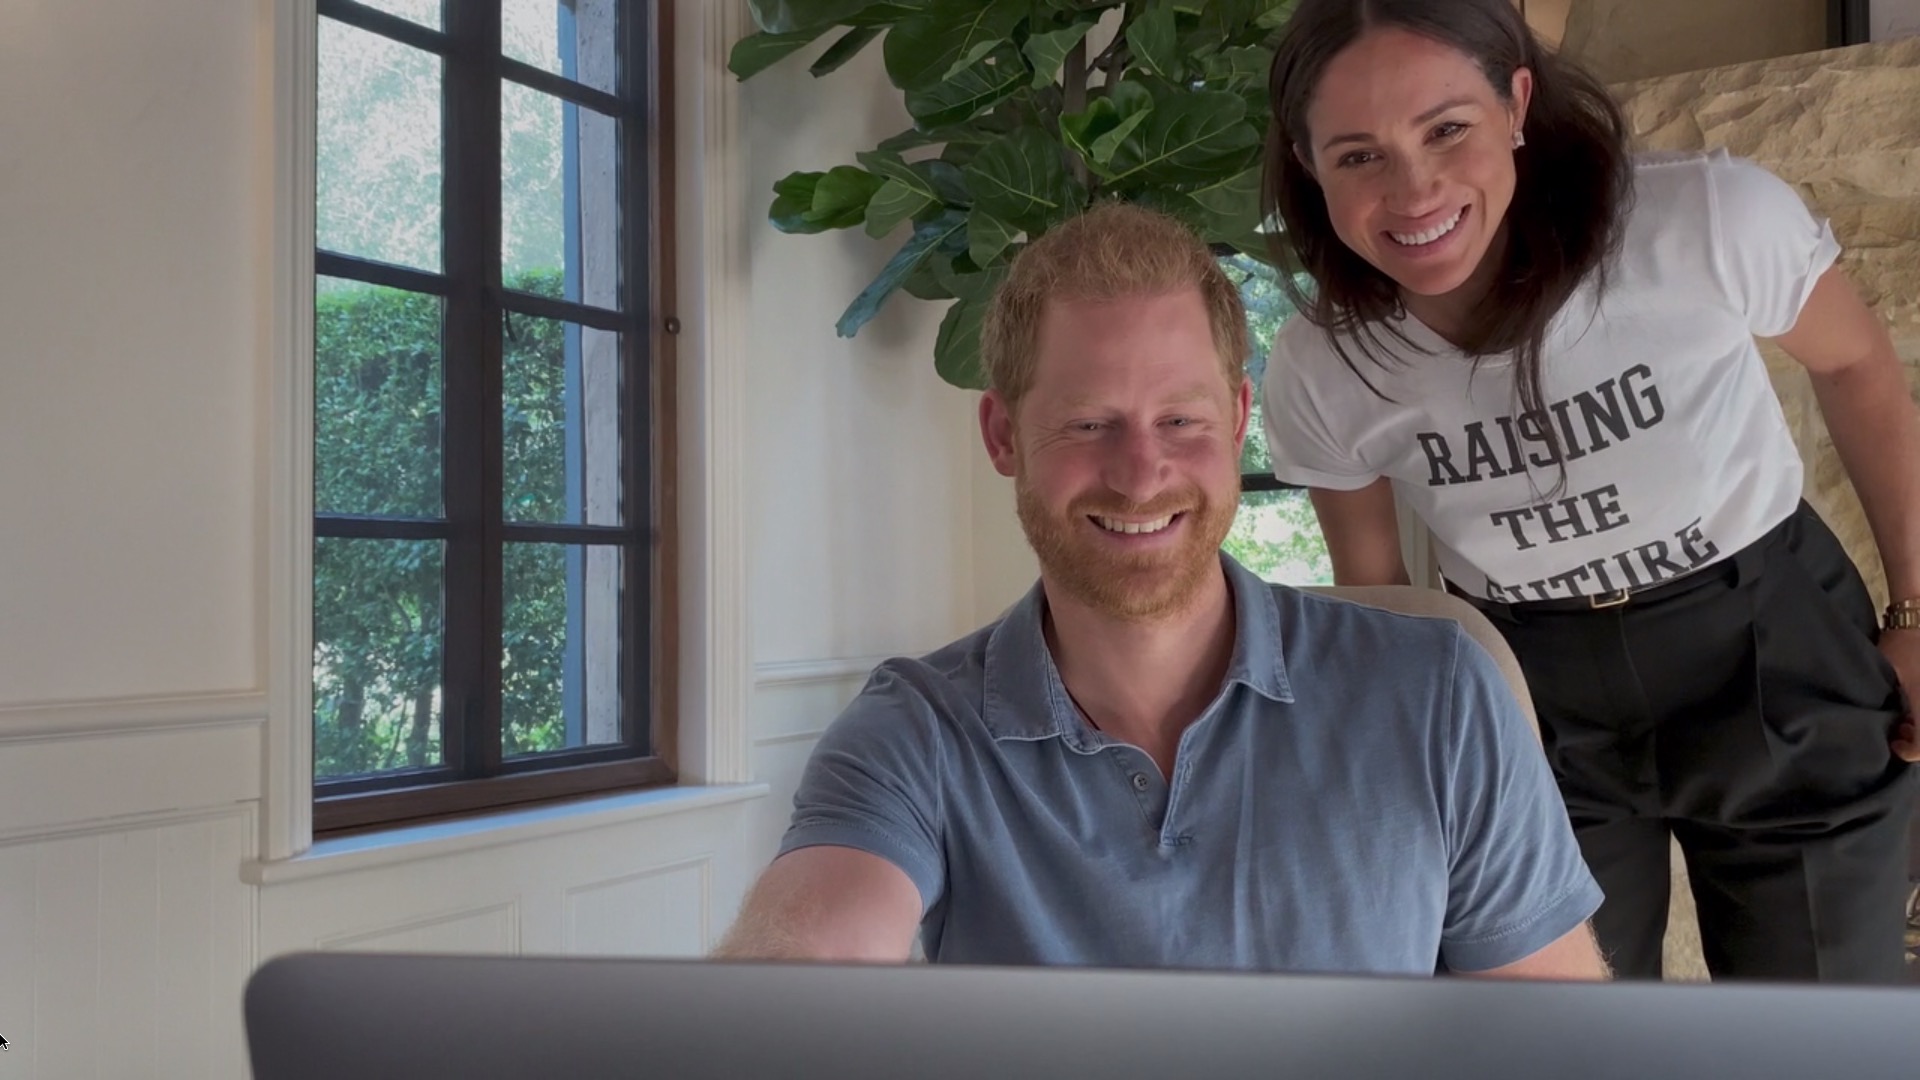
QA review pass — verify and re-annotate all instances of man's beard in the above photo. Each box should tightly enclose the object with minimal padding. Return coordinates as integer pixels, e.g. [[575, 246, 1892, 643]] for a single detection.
[[1015, 473, 1238, 622]]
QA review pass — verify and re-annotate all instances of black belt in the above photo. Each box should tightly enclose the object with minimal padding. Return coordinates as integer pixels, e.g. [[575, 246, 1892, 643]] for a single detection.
[[1449, 512, 1790, 621]]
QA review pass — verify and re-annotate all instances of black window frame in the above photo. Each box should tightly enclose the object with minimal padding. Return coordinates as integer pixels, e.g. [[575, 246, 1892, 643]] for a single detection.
[[1832, 0, 1872, 47], [312, 0, 676, 834]]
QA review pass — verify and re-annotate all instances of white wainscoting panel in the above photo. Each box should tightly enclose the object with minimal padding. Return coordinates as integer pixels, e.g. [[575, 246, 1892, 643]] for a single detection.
[[564, 856, 710, 957], [0, 719, 261, 842], [316, 901, 520, 954], [256, 796, 759, 963], [749, 664, 878, 747], [0, 806, 255, 1080]]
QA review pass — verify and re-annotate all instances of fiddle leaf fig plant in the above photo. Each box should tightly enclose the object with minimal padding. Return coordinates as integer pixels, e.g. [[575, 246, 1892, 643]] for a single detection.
[[733, 0, 1297, 388]]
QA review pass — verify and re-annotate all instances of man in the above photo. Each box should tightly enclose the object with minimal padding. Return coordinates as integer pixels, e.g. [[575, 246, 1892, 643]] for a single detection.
[[716, 202, 1607, 978]]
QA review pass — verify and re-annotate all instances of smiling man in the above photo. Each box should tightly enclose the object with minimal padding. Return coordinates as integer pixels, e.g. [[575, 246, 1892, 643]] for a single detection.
[[714, 202, 1607, 979]]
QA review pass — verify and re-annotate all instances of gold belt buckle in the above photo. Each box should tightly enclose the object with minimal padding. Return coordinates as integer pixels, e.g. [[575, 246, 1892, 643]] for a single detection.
[[1589, 589, 1631, 610]]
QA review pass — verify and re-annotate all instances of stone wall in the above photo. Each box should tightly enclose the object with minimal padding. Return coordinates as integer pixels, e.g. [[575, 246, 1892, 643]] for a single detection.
[[1614, 36, 1920, 608], [1609, 36, 1920, 982]]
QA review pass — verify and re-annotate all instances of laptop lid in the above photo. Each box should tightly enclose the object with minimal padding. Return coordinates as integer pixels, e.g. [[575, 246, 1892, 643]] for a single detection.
[[244, 950, 1920, 1080]]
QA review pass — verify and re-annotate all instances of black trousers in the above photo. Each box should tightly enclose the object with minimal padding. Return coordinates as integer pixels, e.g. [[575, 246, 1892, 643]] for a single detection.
[[1461, 503, 1915, 983]]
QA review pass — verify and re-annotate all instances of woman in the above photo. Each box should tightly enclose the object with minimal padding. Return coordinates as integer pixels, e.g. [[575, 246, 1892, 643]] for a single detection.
[[1260, 0, 1920, 983]]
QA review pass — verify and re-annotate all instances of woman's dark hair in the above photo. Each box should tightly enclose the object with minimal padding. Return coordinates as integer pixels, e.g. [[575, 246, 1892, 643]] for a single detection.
[[1263, 0, 1633, 470]]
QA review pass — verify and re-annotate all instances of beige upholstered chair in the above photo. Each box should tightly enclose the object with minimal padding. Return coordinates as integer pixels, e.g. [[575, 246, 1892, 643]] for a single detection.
[[1302, 585, 1535, 729], [1301, 584, 1708, 980]]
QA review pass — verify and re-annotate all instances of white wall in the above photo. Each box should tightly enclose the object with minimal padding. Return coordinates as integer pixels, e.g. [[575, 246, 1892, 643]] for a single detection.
[[0, 0, 261, 705], [735, 29, 1040, 861], [0, 1, 1032, 1075]]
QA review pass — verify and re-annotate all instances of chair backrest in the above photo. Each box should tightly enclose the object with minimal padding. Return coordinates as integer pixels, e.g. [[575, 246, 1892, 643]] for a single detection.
[[1300, 585, 1536, 735]]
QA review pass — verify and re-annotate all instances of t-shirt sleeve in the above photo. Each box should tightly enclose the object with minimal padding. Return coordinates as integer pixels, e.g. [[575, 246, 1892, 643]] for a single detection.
[[1707, 153, 1842, 338], [1260, 321, 1382, 491], [776, 662, 948, 914], [1437, 630, 1603, 972]]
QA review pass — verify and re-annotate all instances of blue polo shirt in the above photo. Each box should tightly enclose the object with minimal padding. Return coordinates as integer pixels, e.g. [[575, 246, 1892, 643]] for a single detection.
[[777, 555, 1601, 974]]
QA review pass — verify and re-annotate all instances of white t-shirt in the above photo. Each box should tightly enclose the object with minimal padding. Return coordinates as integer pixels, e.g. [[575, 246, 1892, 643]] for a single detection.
[[1263, 150, 1839, 602]]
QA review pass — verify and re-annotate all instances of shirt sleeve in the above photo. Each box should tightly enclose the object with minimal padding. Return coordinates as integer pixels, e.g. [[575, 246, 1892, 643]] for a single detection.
[[1260, 320, 1383, 491], [1437, 630, 1604, 972], [1707, 153, 1842, 338], [776, 662, 948, 914]]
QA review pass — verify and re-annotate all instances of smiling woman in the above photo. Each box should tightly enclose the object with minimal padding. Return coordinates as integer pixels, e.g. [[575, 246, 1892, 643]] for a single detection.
[[1256, 0, 1920, 986]]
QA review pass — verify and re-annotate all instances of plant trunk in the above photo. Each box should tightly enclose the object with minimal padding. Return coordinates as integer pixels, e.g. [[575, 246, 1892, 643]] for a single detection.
[[1064, 38, 1089, 187]]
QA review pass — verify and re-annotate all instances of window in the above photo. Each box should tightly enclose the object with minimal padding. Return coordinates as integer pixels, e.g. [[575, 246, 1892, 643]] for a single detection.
[[311, 0, 672, 833], [1220, 255, 1333, 585]]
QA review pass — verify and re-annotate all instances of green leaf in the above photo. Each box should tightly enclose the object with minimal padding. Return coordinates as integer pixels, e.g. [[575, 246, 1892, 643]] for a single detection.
[[809, 25, 883, 76], [837, 210, 969, 337], [865, 178, 936, 237], [876, 122, 998, 154], [844, 3, 926, 27], [729, 29, 827, 80], [1089, 109, 1153, 167], [769, 172, 828, 233], [1185, 164, 1264, 239], [935, 293, 991, 388], [1099, 89, 1262, 187], [903, 46, 1028, 130], [1192, 0, 1261, 47], [1131, 169, 1260, 247], [1060, 81, 1153, 167], [937, 256, 1007, 302], [855, 149, 929, 192], [916, 159, 974, 206], [854, 153, 970, 217], [1200, 45, 1272, 91], [749, 0, 881, 34], [1253, 0, 1300, 32], [967, 208, 1019, 267], [933, 263, 1007, 387], [904, 253, 959, 300], [882, 0, 1027, 91], [962, 127, 1082, 234], [1023, 22, 1093, 87], [811, 165, 887, 228], [1126, 0, 1181, 80], [1226, 231, 1281, 269]]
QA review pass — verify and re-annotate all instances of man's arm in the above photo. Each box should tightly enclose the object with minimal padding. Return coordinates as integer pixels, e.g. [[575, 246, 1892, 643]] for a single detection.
[[712, 846, 922, 962], [1438, 631, 1608, 978], [1463, 922, 1610, 981]]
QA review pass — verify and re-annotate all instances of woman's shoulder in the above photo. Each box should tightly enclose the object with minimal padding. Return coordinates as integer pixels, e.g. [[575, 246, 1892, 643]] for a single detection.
[[1627, 148, 1790, 220], [1266, 312, 1382, 389], [1269, 307, 1422, 367], [1271, 310, 1331, 361]]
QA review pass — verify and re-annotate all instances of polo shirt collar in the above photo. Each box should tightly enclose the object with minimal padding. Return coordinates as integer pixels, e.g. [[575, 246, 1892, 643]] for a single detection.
[[981, 553, 1295, 745]]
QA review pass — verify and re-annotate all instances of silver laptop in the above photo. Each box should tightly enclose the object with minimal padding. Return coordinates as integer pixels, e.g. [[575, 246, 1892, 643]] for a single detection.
[[245, 951, 1920, 1079]]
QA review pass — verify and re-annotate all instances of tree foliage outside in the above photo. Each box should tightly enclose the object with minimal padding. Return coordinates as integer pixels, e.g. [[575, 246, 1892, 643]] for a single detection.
[[317, 3, 574, 276], [1220, 254, 1333, 585], [314, 3, 594, 780], [314, 272, 584, 778]]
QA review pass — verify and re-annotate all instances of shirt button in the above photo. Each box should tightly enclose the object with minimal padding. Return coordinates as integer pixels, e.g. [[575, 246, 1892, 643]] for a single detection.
[[1131, 772, 1150, 791]]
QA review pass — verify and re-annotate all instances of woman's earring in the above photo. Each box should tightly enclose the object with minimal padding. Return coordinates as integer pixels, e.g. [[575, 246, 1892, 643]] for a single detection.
[[1513, 130, 1526, 149]]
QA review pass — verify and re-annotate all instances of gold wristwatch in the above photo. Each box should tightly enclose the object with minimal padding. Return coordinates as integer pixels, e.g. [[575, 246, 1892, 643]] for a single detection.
[[1884, 598, 1920, 631]]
